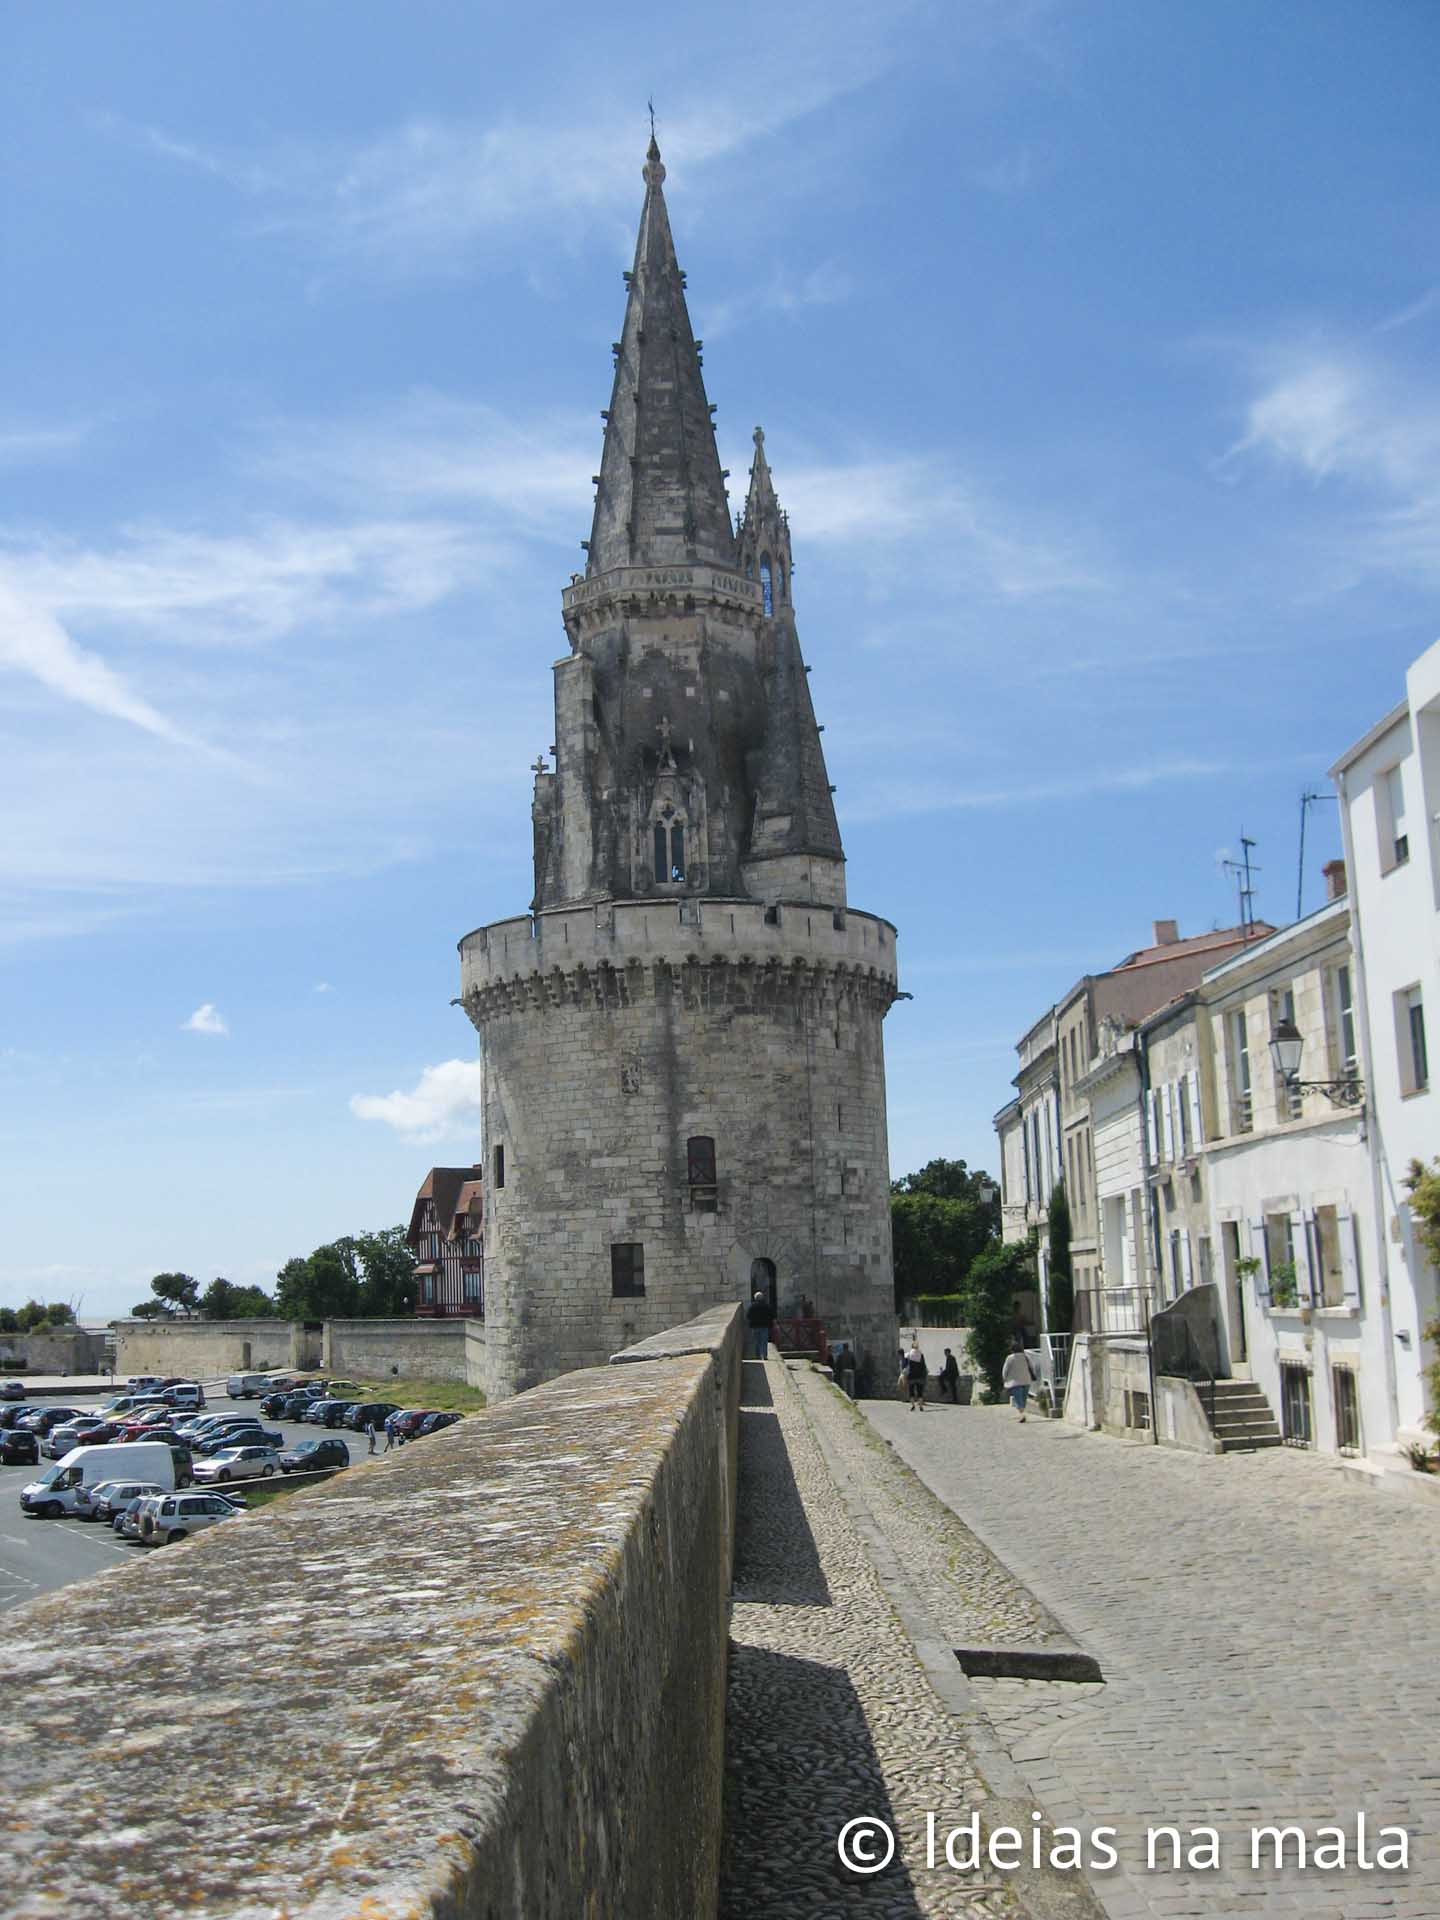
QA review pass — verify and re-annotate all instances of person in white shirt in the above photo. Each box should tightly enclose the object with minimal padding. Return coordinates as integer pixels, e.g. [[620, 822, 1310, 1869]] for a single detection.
[[1000, 1339, 1035, 1422]]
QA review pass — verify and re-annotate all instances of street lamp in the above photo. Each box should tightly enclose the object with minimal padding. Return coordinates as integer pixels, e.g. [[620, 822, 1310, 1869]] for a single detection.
[[1267, 1017, 1363, 1108]]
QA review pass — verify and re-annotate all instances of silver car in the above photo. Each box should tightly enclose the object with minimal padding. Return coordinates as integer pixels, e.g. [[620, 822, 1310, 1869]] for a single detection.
[[135, 1491, 244, 1546], [191, 1444, 279, 1485]]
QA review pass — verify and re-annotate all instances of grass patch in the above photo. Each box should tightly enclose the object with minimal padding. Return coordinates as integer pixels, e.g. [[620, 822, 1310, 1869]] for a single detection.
[[232, 1475, 328, 1511], [348, 1377, 487, 1414]]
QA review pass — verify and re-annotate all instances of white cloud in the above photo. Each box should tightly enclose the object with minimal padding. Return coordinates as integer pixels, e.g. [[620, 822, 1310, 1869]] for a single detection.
[[0, 578, 187, 739], [1227, 346, 1440, 583], [350, 1058, 481, 1142], [0, 516, 496, 651], [183, 1003, 229, 1036], [313, 981, 333, 994], [846, 757, 1232, 824], [770, 453, 1109, 599], [0, 421, 95, 467]]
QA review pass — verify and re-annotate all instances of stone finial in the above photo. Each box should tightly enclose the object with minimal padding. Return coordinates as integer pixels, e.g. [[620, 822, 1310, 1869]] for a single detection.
[[643, 135, 666, 188], [532, 753, 549, 776]]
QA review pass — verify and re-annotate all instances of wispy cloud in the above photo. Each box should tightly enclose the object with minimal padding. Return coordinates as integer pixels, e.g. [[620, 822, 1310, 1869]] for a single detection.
[[699, 261, 854, 341], [1, 516, 496, 651], [0, 579, 188, 740], [846, 757, 1232, 824], [313, 981, 333, 994], [0, 421, 96, 468], [1225, 343, 1440, 583], [95, 1, 928, 276], [183, 1003, 228, 1036], [350, 1058, 480, 1142], [1374, 287, 1440, 336], [771, 452, 1110, 599]]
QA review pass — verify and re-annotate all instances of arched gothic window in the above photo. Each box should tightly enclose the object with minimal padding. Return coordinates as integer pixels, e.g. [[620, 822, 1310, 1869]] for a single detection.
[[760, 553, 773, 616]]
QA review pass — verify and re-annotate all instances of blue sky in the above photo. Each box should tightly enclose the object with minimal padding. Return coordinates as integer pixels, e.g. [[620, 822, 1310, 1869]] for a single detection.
[[3, 1, 1437, 1320]]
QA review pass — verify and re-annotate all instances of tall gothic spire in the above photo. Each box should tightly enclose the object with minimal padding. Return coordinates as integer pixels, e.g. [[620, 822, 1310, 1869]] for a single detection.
[[585, 138, 736, 574]]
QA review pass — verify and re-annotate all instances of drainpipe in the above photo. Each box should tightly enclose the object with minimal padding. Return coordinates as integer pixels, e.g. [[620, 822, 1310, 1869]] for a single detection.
[[1335, 768, 1401, 1443], [1137, 1032, 1161, 1445]]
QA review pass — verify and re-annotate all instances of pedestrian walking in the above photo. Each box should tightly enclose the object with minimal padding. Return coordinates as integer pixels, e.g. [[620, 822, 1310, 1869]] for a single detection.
[[902, 1339, 929, 1412], [1001, 1337, 1036, 1421], [747, 1288, 775, 1360], [383, 1419, 395, 1453], [367, 1420, 378, 1456], [939, 1347, 961, 1404]]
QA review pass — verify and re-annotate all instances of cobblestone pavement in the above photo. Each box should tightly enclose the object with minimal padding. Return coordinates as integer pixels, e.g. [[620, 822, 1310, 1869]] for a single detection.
[[719, 1359, 1027, 1919], [866, 1399, 1440, 1920]]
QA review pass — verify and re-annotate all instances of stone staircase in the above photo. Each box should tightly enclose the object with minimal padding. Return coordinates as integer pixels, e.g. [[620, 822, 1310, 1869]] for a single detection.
[[1206, 1379, 1284, 1452]]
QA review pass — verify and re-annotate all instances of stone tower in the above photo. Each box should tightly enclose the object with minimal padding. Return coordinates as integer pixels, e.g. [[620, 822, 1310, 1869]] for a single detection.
[[458, 137, 901, 1399]]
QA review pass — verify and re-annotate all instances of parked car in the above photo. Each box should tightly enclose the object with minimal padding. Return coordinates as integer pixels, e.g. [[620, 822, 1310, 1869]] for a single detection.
[[19, 1406, 85, 1436], [415, 1412, 463, 1437], [71, 1478, 125, 1521], [319, 1401, 361, 1429], [125, 1376, 164, 1392], [1, 1380, 26, 1401], [192, 1444, 280, 1485], [277, 1390, 320, 1419], [1, 1430, 40, 1465], [389, 1409, 440, 1440], [193, 1425, 280, 1456], [277, 1436, 350, 1474], [0, 1404, 35, 1430], [226, 1373, 273, 1400], [186, 1414, 261, 1445], [92, 1481, 165, 1526], [161, 1383, 205, 1410], [136, 1490, 245, 1546], [343, 1401, 400, 1433], [45, 1419, 123, 1458]]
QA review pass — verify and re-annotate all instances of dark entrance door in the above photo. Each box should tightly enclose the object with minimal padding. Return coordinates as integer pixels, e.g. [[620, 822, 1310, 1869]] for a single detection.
[[749, 1257, 777, 1313]]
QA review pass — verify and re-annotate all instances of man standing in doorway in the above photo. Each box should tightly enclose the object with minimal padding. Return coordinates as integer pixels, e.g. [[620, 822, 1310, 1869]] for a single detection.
[[747, 1289, 775, 1360]]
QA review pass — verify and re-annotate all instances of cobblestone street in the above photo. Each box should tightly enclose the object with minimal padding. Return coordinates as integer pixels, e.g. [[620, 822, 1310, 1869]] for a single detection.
[[866, 1399, 1440, 1920]]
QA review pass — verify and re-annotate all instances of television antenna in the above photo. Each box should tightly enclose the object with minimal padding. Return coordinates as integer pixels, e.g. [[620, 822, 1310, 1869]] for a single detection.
[[1296, 788, 1337, 920], [1221, 833, 1260, 937]]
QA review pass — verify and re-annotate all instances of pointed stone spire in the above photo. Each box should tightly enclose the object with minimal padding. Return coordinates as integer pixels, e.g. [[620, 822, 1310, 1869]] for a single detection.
[[736, 423, 792, 615], [586, 138, 736, 574]]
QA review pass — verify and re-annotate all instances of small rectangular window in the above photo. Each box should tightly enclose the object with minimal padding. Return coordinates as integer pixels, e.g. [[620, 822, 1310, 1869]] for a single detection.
[[611, 1242, 645, 1297], [1333, 1367, 1361, 1454], [1384, 764, 1409, 869], [1280, 1363, 1313, 1447], [493, 1143, 505, 1190], [1395, 984, 1429, 1095], [1334, 965, 1357, 1079], [1230, 1011, 1253, 1133]]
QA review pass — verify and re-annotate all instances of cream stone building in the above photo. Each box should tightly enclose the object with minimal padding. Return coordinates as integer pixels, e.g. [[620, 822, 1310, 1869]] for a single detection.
[[458, 140, 901, 1400]]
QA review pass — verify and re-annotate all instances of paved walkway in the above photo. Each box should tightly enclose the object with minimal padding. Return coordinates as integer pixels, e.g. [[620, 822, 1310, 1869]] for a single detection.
[[866, 1399, 1440, 1920], [720, 1359, 1029, 1919]]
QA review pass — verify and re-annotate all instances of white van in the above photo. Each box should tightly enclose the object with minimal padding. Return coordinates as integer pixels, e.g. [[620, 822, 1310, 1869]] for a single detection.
[[226, 1373, 271, 1399], [20, 1441, 177, 1517]]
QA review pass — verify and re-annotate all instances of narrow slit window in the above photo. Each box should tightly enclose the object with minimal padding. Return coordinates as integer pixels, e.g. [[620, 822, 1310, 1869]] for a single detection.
[[760, 553, 773, 616], [492, 1143, 505, 1190], [611, 1242, 645, 1297], [654, 823, 668, 884], [687, 1134, 718, 1211], [670, 823, 686, 881]]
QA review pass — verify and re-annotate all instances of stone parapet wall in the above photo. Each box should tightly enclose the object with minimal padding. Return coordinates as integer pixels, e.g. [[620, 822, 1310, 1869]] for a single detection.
[[1, 1304, 743, 1920], [459, 895, 897, 1013]]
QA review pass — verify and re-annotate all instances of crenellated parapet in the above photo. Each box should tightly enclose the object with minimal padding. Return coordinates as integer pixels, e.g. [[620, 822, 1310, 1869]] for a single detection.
[[459, 898, 898, 1030]]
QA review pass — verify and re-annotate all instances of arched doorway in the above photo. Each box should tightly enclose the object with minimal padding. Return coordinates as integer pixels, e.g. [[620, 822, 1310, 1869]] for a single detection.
[[749, 1256, 777, 1313]]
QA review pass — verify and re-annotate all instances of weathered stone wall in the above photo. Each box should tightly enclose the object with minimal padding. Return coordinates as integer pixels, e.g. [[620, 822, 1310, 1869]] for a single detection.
[[465, 1313, 487, 1388], [1, 1303, 743, 1920], [114, 1317, 303, 1378], [462, 899, 899, 1400], [321, 1315, 468, 1381], [0, 1327, 108, 1374]]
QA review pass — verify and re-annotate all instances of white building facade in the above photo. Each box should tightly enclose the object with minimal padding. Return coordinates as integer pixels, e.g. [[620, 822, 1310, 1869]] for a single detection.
[[1331, 639, 1440, 1450]]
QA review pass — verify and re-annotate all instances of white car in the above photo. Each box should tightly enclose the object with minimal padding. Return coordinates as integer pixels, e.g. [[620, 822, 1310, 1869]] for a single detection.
[[190, 1444, 280, 1485]]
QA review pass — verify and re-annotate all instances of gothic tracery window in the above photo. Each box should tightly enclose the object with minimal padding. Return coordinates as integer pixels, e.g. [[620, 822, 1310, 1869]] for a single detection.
[[760, 553, 773, 616]]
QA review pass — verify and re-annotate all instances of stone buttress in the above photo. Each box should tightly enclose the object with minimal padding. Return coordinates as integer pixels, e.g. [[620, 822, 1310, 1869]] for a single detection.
[[459, 137, 901, 1397]]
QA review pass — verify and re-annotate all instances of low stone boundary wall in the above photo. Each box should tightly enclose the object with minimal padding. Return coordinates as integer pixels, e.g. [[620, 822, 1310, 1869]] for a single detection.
[[321, 1314, 469, 1381], [1, 1301, 743, 1920]]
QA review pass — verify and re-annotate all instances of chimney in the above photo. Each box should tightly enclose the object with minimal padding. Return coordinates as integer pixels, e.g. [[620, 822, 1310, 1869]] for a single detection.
[[1323, 858, 1347, 901], [1152, 919, 1179, 948]]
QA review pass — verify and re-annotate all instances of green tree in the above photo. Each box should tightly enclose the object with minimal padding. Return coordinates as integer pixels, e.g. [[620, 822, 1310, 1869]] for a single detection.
[[15, 1300, 76, 1333], [0, 1307, 17, 1333], [890, 1159, 1001, 1314], [199, 1277, 276, 1319], [1046, 1180, 1074, 1334], [145, 1272, 200, 1317], [129, 1299, 172, 1320], [274, 1229, 416, 1320], [353, 1228, 418, 1316], [962, 1235, 1038, 1399]]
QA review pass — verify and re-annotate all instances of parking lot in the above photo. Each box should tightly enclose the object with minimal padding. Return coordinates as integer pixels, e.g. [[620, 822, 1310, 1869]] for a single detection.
[[0, 1384, 407, 1613]]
